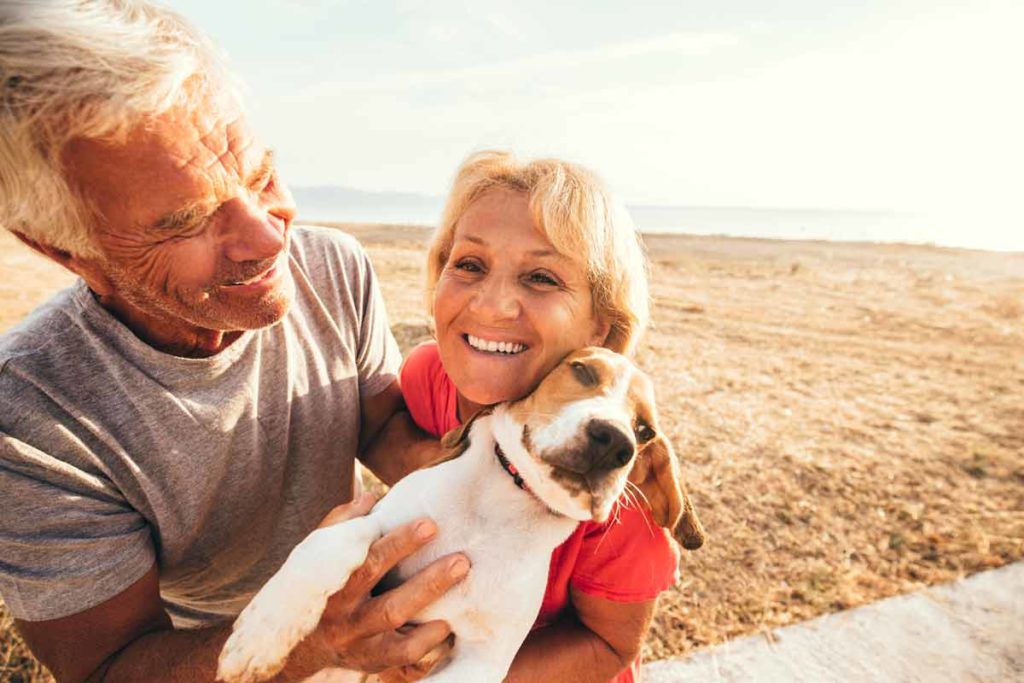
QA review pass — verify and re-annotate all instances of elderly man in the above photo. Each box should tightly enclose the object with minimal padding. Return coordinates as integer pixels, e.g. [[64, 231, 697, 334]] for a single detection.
[[0, 2, 465, 681]]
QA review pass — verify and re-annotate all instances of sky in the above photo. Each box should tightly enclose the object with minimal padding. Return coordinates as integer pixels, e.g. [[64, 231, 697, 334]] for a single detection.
[[167, 0, 1023, 233]]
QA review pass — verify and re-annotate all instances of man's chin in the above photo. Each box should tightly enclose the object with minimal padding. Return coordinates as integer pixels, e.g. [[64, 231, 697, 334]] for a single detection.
[[217, 274, 295, 330], [230, 296, 292, 331]]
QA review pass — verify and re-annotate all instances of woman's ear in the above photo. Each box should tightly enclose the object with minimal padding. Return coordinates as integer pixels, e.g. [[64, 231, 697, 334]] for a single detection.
[[628, 434, 706, 551], [588, 316, 612, 347]]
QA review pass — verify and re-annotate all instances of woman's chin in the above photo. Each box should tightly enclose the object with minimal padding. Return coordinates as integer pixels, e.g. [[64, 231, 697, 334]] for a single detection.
[[459, 381, 529, 408], [453, 361, 538, 405]]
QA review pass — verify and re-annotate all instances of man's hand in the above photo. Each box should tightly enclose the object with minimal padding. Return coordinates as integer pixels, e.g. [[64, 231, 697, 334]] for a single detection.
[[284, 494, 469, 677], [376, 633, 454, 683]]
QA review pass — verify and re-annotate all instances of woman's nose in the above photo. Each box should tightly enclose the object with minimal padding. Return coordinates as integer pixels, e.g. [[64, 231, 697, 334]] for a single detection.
[[219, 197, 288, 263], [469, 275, 520, 321]]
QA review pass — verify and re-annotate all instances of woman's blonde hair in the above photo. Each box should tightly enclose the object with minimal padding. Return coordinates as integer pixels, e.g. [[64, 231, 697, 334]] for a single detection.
[[426, 150, 650, 356]]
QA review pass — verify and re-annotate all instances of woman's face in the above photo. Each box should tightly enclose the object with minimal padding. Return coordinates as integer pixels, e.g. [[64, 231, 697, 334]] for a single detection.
[[433, 189, 609, 411]]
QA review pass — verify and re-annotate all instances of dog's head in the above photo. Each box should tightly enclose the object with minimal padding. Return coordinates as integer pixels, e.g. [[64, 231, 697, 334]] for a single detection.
[[491, 346, 705, 550]]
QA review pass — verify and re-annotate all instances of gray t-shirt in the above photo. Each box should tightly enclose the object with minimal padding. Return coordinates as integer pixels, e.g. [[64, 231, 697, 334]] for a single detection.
[[0, 225, 401, 626]]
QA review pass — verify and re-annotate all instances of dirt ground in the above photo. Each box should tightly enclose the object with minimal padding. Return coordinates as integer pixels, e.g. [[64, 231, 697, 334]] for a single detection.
[[2, 224, 1022, 680]]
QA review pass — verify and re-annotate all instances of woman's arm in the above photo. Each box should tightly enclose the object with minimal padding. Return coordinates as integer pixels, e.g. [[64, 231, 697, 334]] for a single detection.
[[357, 380, 447, 486], [505, 590, 657, 683]]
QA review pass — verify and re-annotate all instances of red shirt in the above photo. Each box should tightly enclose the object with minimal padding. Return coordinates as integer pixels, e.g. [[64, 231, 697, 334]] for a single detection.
[[400, 342, 678, 683]]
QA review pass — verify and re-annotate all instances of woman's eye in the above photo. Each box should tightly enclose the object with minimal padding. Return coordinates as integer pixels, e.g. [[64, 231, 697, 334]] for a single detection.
[[454, 259, 483, 273], [527, 272, 559, 286]]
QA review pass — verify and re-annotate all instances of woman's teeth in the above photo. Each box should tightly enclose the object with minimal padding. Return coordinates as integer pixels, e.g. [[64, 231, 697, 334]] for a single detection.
[[467, 334, 526, 355]]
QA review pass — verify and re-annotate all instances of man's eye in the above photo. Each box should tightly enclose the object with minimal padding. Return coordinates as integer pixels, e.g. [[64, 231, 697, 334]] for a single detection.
[[154, 214, 209, 236], [635, 423, 655, 443]]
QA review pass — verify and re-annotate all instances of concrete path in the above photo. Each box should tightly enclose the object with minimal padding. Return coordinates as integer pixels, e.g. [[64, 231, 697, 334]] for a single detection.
[[645, 561, 1024, 683]]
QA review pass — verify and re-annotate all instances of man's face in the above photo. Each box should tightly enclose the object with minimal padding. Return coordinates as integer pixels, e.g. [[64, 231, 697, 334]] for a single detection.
[[61, 98, 296, 343]]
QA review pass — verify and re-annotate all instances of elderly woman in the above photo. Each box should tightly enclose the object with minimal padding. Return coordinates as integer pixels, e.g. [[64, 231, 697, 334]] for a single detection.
[[399, 151, 677, 682]]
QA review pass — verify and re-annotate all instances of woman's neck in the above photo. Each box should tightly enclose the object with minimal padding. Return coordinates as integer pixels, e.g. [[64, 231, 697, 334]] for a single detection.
[[456, 391, 488, 424]]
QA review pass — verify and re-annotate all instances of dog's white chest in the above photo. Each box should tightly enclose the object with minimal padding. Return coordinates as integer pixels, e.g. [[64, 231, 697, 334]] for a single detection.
[[372, 445, 578, 641]]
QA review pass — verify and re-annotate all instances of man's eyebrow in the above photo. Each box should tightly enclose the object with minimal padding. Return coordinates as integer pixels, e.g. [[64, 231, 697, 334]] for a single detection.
[[152, 199, 216, 232], [151, 150, 276, 231], [245, 149, 276, 190]]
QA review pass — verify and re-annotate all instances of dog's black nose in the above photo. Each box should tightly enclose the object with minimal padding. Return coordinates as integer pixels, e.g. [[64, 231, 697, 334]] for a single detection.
[[585, 420, 635, 471]]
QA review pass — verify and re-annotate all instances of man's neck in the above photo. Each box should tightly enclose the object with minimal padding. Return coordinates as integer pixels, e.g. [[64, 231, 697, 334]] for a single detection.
[[93, 289, 242, 358]]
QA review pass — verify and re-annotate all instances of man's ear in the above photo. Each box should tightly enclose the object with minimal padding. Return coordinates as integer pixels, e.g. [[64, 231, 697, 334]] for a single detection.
[[13, 231, 76, 267], [628, 434, 706, 551], [11, 231, 115, 296]]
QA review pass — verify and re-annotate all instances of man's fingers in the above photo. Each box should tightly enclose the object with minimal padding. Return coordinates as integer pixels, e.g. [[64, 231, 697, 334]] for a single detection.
[[317, 493, 377, 529], [373, 620, 454, 671], [342, 519, 439, 596], [354, 554, 469, 636]]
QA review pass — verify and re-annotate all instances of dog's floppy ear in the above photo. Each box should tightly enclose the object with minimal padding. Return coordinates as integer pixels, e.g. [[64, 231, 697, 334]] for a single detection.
[[628, 434, 706, 551], [439, 406, 495, 457]]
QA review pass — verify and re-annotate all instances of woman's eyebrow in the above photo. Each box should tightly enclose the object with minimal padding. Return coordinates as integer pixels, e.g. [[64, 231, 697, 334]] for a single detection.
[[458, 234, 562, 260]]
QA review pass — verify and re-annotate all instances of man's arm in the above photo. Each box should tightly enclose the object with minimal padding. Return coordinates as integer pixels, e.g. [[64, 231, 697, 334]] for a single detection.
[[357, 380, 447, 486], [16, 497, 468, 683]]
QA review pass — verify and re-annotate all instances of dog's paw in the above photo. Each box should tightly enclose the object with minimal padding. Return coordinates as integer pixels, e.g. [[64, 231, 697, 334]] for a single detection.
[[216, 571, 328, 682], [217, 519, 381, 682]]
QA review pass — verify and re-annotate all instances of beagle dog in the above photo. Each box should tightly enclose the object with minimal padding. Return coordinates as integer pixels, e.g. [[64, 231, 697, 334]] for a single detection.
[[217, 347, 705, 683]]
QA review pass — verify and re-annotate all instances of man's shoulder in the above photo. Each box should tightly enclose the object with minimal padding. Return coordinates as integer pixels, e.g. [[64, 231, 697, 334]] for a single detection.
[[289, 224, 367, 270], [288, 224, 377, 307], [0, 283, 85, 376]]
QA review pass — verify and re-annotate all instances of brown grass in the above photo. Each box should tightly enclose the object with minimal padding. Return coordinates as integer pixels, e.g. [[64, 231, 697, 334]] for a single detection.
[[2, 224, 1022, 679]]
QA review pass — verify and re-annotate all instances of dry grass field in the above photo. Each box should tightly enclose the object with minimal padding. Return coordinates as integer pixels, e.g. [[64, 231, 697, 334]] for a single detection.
[[2, 223, 1022, 680]]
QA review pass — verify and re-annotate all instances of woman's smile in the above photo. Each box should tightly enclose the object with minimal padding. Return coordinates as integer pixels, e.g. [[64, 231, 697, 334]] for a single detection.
[[464, 333, 528, 356]]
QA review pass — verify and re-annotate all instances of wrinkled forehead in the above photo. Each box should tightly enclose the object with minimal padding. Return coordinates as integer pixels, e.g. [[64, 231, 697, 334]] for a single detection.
[[61, 99, 260, 227]]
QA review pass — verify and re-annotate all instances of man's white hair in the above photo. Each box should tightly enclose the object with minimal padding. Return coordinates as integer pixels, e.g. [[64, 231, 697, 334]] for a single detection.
[[0, 0, 236, 258]]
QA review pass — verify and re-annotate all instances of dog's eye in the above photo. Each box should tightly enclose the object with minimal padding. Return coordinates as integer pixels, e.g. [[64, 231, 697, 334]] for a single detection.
[[635, 423, 655, 443], [569, 361, 599, 387]]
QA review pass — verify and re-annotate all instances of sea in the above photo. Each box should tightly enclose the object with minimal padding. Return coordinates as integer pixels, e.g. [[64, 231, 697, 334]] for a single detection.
[[291, 187, 1023, 253]]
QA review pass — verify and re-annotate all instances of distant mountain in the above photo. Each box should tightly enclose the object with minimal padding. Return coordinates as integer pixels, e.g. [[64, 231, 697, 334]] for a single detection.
[[292, 186, 443, 225], [289, 186, 1006, 251]]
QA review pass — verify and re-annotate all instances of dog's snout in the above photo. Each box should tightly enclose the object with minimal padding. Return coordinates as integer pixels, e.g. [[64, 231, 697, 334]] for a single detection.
[[585, 420, 634, 471]]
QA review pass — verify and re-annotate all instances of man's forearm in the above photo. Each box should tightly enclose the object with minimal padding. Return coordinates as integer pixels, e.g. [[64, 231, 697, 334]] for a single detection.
[[92, 623, 340, 683], [505, 619, 631, 683]]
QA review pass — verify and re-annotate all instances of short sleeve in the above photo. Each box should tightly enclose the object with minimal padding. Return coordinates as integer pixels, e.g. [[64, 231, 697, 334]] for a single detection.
[[353, 246, 402, 397], [570, 501, 679, 602], [0, 433, 155, 621], [399, 342, 459, 438]]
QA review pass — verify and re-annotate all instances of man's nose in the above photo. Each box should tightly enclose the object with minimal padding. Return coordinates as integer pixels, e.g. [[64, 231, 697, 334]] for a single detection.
[[469, 275, 519, 320], [219, 197, 287, 263], [585, 420, 635, 471]]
